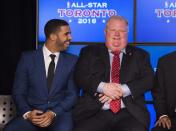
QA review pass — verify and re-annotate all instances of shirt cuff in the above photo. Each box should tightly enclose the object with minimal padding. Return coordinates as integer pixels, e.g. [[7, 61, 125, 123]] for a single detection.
[[97, 82, 105, 93], [23, 111, 31, 119], [121, 84, 131, 97], [159, 115, 168, 119]]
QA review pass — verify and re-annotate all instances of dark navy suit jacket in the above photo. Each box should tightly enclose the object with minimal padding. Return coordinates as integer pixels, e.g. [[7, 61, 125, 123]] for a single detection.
[[12, 48, 78, 117]]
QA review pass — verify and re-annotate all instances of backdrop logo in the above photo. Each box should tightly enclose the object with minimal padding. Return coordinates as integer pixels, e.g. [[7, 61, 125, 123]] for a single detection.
[[155, 1, 176, 23], [57, 1, 117, 24]]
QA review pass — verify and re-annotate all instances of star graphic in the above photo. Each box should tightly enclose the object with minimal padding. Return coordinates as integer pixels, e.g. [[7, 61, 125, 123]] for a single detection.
[[166, 19, 170, 23], [102, 19, 106, 23], [69, 19, 72, 23]]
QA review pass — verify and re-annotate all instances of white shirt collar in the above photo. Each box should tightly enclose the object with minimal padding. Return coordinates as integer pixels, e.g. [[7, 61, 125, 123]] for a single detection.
[[43, 44, 60, 59], [108, 48, 126, 54]]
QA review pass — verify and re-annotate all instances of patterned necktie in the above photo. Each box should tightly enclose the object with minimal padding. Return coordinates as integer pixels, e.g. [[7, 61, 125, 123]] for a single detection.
[[110, 51, 121, 113], [47, 54, 56, 90]]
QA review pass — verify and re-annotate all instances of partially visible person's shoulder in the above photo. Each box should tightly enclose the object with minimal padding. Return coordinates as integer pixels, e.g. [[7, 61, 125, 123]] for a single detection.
[[61, 51, 78, 60], [127, 45, 149, 56], [80, 44, 107, 57], [81, 44, 106, 51], [159, 51, 176, 63]]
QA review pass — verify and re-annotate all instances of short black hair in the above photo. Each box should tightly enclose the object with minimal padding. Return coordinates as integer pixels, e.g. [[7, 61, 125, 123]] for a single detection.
[[44, 19, 69, 39]]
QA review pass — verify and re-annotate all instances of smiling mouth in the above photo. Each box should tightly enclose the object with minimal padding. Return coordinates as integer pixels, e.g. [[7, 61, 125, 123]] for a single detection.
[[65, 40, 70, 44], [64, 42, 70, 47], [113, 37, 120, 40]]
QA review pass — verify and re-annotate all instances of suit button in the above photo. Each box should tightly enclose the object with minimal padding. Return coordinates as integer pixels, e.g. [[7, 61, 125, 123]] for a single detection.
[[47, 101, 50, 104]]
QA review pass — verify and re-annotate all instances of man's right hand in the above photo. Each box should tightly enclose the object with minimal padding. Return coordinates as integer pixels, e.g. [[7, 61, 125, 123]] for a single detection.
[[155, 116, 171, 129], [27, 110, 44, 126], [98, 94, 112, 104], [102, 83, 123, 100]]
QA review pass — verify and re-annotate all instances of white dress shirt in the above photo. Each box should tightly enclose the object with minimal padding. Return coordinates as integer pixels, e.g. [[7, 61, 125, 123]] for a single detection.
[[43, 45, 60, 77], [97, 49, 131, 110]]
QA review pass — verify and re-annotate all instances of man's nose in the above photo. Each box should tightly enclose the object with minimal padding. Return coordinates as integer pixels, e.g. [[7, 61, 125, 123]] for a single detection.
[[114, 30, 120, 36], [68, 34, 72, 40]]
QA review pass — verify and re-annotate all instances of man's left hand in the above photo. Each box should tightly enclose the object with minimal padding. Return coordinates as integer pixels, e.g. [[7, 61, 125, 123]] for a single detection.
[[155, 116, 171, 129], [36, 110, 55, 127]]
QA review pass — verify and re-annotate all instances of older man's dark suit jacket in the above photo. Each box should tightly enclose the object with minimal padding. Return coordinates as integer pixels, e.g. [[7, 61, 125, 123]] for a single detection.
[[152, 51, 176, 120], [74, 44, 154, 129]]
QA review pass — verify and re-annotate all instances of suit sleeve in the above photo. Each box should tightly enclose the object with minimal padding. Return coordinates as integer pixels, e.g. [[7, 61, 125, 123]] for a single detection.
[[152, 58, 167, 118], [12, 53, 32, 116], [126, 51, 154, 99]]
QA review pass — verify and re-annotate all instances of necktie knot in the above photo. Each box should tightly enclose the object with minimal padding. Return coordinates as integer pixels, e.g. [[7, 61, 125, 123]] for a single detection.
[[112, 51, 120, 56], [50, 54, 56, 61]]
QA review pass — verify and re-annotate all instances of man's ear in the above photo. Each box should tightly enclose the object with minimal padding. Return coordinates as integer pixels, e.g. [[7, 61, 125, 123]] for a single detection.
[[49, 33, 57, 41]]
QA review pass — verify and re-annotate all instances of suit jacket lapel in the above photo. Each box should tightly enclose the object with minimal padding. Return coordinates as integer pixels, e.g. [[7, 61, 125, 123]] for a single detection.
[[35, 49, 48, 96], [120, 45, 133, 83], [99, 45, 110, 82]]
